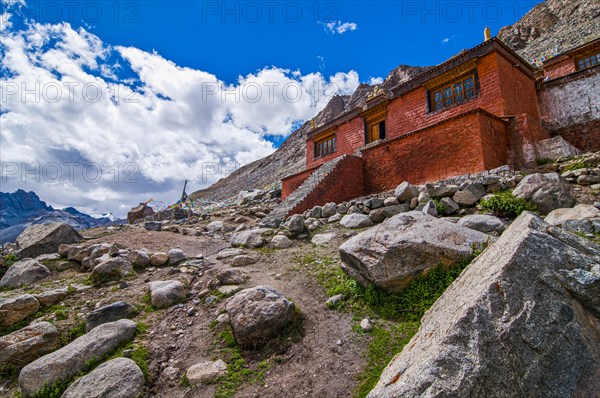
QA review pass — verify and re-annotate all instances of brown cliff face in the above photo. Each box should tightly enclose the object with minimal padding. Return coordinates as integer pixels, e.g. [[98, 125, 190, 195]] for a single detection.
[[498, 0, 599, 61], [192, 0, 598, 201]]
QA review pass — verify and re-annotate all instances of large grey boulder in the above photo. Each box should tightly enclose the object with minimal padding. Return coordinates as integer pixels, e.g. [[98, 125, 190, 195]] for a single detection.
[[86, 301, 137, 332], [148, 280, 187, 309], [339, 212, 490, 292], [0, 294, 40, 327], [544, 204, 600, 226], [457, 214, 505, 234], [230, 229, 269, 248], [226, 285, 296, 347], [452, 183, 486, 207], [367, 212, 600, 398], [394, 182, 419, 203], [128, 250, 150, 268], [321, 202, 337, 218], [271, 235, 293, 249], [19, 319, 137, 398], [0, 322, 59, 367], [236, 189, 265, 206], [167, 248, 186, 264], [15, 222, 82, 259], [90, 257, 133, 282], [535, 136, 580, 161], [340, 213, 374, 229], [513, 172, 574, 214], [0, 259, 50, 289], [61, 357, 144, 398], [285, 215, 305, 236]]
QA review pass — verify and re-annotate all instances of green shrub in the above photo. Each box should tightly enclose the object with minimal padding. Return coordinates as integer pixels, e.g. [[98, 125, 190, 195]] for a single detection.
[[562, 161, 590, 171], [479, 190, 534, 218]]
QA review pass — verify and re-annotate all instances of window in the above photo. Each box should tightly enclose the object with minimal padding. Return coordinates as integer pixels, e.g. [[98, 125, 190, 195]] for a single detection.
[[366, 119, 386, 144], [430, 72, 477, 112], [314, 134, 336, 158], [576, 53, 599, 70]]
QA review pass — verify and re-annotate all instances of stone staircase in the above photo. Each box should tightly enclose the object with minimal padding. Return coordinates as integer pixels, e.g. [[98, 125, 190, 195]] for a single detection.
[[266, 154, 363, 221]]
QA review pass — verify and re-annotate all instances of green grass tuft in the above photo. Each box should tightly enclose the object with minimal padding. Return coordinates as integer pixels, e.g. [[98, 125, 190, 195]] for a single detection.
[[479, 190, 535, 218]]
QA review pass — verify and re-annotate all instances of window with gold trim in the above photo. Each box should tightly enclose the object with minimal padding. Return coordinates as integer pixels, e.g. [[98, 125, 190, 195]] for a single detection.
[[314, 134, 336, 158], [576, 53, 599, 70], [429, 71, 478, 112]]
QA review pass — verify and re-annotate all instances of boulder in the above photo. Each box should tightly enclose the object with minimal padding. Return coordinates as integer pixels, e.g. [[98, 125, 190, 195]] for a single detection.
[[383, 197, 400, 206], [128, 250, 150, 268], [91, 257, 133, 282], [231, 255, 257, 267], [339, 212, 490, 292], [382, 204, 409, 218], [452, 183, 486, 207], [127, 203, 154, 224], [311, 233, 337, 245], [367, 212, 600, 398], [369, 208, 387, 223], [61, 357, 144, 398], [328, 213, 343, 223], [0, 259, 50, 289], [236, 190, 265, 206], [186, 359, 228, 384], [258, 217, 282, 229], [34, 287, 68, 307], [425, 184, 458, 198], [394, 182, 419, 203], [307, 206, 323, 219], [148, 280, 187, 309], [217, 269, 248, 285], [545, 204, 600, 226], [226, 286, 296, 347], [535, 136, 580, 161], [149, 252, 169, 266], [58, 244, 71, 257], [143, 221, 162, 231], [0, 322, 59, 367], [439, 197, 460, 215], [340, 214, 374, 229], [321, 203, 337, 218], [18, 319, 137, 398], [271, 235, 293, 249], [0, 294, 40, 327], [230, 229, 269, 248], [206, 221, 225, 232], [513, 172, 573, 214], [285, 215, 305, 236], [364, 198, 384, 210], [168, 249, 186, 264], [457, 214, 505, 234], [216, 248, 244, 260], [562, 218, 600, 235], [86, 301, 137, 332], [422, 200, 438, 217], [15, 222, 82, 259]]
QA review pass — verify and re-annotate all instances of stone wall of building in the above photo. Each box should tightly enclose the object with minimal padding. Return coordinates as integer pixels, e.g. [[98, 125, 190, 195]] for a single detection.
[[538, 66, 600, 151]]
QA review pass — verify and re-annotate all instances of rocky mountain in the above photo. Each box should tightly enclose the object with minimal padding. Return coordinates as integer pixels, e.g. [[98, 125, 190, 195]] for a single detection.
[[191, 0, 598, 201], [498, 0, 600, 61], [0, 190, 122, 244]]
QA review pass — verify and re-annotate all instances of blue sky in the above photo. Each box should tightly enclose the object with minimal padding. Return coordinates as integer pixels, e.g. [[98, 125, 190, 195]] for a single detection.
[[15, 0, 541, 86], [0, 0, 542, 217]]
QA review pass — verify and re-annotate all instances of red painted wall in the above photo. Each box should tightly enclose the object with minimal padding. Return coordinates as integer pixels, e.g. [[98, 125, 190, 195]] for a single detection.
[[281, 165, 320, 199], [306, 117, 363, 169], [361, 112, 493, 194], [543, 58, 577, 80], [288, 155, 364, 215]]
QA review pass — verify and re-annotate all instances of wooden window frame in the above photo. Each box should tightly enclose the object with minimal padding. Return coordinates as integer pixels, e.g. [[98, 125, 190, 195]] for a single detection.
[[313, 132, 336, 158], [362, 103, 388, 145], [427, 69, 479, 113], [575, 52, 599, 71]]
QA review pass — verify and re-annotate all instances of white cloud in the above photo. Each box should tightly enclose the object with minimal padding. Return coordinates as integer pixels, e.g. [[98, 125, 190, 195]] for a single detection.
[[0, 11, 361, 217], [441, 38, 450, 44], [369, 77, 384, 85], [322, 20, 358, 35]]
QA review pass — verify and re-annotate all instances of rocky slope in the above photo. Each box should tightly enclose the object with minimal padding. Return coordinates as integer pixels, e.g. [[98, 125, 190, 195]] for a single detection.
[[192, 0, 598, 202], [498, 0, 600, 61]]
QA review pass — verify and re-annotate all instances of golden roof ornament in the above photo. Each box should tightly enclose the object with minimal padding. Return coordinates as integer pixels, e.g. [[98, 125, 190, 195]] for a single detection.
[[484, 26, 491, 41], [367, 85, 384, 99]]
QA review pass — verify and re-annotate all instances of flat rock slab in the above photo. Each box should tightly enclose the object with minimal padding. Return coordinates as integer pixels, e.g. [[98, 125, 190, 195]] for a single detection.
[[311, 233, 337, 245], [340, 214, 374, 229], [16, 222, 82, 259], [339, 211, 491, 292], [18, 319, 137, 398], [457, 214, 505, 234], [0, 294, 40, 327], [0, 259, 50, 289], [0, 321, 59, 367], [545, 204, 600, 226], [367, 212, 600, 398], [86, 301, 137, 332], [186, 359, 228, 384], [61, 357, 144, 398]]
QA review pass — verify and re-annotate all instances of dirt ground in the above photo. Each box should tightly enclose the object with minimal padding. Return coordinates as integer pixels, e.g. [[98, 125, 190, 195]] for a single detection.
[[1, 222, 369, 398]]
